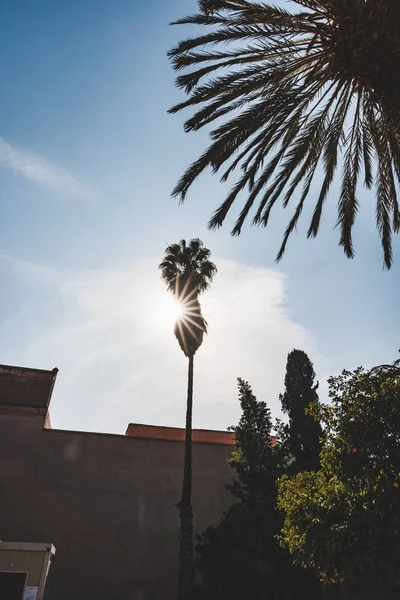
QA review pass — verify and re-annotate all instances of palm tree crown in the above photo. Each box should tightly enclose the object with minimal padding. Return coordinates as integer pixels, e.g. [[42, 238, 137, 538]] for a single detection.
[[159, 239, 217, 357], [169, 0, 400, 268], [159, 238, 217, 298]]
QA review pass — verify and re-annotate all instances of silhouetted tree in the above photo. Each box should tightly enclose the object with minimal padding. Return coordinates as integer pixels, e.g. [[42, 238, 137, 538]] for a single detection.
[[197, 379, 320, 599], [280, 349, 323, 472], [159, 239, 217, 599]]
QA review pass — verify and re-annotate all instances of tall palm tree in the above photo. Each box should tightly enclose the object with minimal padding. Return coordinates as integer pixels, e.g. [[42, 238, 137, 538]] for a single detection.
[[168, 0, 400, 268], [159, 239, 217, 599]]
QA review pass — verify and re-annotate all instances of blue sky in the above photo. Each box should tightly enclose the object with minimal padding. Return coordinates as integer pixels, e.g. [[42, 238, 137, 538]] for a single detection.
[[0, 0, 398, 433]]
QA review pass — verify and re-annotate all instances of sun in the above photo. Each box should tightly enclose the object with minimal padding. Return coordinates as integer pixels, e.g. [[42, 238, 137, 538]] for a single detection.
[[155, 294, 185, 329]]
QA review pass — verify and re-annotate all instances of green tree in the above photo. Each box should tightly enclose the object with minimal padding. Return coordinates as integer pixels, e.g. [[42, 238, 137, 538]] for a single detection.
[[159, 239, 217, 599], [278, 367, 400, 592], [197, 379, 319, 599], [229, 379, 282, 504], [280, 350, 323, 472], [168, 0, 400, 268]]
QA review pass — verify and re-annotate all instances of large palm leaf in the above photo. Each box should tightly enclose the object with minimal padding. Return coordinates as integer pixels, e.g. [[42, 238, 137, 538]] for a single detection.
[[169, 0, 400, 268]]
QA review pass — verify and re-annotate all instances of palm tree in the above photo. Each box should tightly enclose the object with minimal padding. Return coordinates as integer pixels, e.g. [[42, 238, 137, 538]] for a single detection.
[[159, 239, 217, 599], [370, 351, 400, 377], [168, 0, 400, 268]]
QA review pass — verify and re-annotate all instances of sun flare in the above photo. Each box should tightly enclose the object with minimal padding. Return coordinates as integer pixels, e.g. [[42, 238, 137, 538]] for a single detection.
[[155, 295, 185, 329]]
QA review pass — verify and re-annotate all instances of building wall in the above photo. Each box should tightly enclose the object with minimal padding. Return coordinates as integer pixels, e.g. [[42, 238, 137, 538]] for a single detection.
[[0, 407, 234, 600], [1, 366, 394, 600]]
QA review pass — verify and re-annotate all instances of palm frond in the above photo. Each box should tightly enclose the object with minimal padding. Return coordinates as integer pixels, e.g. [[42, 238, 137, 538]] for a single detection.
[[169, 0, 400, 267]]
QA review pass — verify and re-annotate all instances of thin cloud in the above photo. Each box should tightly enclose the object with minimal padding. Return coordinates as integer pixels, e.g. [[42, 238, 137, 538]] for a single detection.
[[0, 136, 95, 201], [0, 255, 329, 435]]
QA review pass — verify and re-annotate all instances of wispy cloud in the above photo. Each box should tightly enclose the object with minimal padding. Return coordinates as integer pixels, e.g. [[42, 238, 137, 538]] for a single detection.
[[0, 254, 328, 435], [0, 136, 95, 201]]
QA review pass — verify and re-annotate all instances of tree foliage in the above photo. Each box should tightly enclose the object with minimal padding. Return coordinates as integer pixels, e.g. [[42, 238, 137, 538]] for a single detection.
[[280, 349, 323, 472], [228, 379, 283, 505], [159, 238, 217, 299], [159, 239, 217, 357], [197, 379, 320, 599], [278, 368, 400, 590], [169, 0, 400, 267]]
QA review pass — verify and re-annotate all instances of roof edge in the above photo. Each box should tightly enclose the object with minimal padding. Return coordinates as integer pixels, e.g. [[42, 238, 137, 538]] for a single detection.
[[0, 364, 58, 375], [126, 423, 235, 445]]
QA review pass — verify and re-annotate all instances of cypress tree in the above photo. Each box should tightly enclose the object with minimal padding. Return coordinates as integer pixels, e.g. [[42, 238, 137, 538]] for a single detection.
[[196, 379, 311, 600], [280, 349, 323, 472]]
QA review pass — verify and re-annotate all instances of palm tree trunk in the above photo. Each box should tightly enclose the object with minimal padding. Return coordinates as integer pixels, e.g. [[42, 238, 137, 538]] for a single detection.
[[177, 354, 194, 599]]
